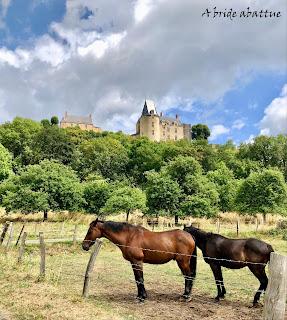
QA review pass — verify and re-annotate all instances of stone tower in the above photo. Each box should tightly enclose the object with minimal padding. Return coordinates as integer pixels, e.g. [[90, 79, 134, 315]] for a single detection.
[[136, 100, 161, 141]]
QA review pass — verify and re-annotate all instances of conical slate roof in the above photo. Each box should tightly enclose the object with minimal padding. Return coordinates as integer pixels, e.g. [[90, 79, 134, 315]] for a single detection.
[[142, 100, 158, 116]]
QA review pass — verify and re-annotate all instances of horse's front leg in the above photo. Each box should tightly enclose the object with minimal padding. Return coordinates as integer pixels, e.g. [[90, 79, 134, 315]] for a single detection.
[[209, 263, 223, 301], [131, 261, 147, 302]]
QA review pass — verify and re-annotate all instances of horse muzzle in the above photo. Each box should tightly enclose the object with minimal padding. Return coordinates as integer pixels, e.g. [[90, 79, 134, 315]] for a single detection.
[[82, 241, 91, 251]]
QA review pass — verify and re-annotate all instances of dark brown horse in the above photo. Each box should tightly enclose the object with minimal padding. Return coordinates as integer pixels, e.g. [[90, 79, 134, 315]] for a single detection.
[[183, 225, 273, 306], [82, 219, 197, 302]]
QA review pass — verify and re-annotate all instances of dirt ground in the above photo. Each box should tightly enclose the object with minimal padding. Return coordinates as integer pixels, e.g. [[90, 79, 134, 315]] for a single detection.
[[89, 286, 264, 320]]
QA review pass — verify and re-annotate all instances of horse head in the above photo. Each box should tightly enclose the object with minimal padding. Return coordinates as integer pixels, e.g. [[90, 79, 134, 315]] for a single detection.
[[82, 217, 103, 251]]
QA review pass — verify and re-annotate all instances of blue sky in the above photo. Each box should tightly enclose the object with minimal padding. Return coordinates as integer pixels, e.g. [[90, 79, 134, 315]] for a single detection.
[[0, 0, 286, 144]]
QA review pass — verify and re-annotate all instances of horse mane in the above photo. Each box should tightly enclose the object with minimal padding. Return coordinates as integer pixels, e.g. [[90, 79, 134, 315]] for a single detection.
[[184, 225, 214, 241], [103, 221, 142, 233]]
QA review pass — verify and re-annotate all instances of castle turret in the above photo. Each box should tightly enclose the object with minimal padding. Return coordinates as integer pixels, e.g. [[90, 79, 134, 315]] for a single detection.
[[136, 100, 160, 141]]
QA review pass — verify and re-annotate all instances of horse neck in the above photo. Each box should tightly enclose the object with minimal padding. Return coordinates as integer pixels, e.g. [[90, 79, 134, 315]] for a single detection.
[[192, 229, 208, 251], [99, 223, 127, 247]]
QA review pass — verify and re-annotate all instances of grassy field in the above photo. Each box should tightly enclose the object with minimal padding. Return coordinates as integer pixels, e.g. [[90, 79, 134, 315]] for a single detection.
[[0, 212, 286, 320]]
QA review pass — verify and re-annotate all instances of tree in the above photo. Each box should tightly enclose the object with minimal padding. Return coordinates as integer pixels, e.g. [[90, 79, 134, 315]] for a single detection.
[[181, 195, 217, 218], [102, 185, 146, 221], [0, 160, 83, 220], [0, 117, 41, 166], [145, 171, 182, 224], [236, 169, 287, 221], [163, 156, 202, 187], [207, 163, 238, 212], [83, 179, 110, 214], [183, 173, 219, 208], [33, 126, 75, 165], [0, 143, 12, 181], [78, 137, 129, 180], [3, 187, 49, 214], [128, 138, 164, 183], [41, 119, 50, 128], [191, 124, 211, 140], [51, 116, 59, 126]]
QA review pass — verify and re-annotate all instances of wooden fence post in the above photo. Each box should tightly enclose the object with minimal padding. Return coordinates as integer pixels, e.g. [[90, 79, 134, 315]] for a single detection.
[[6, 222, 14, 248], [0, 222, 9, 244], [255, 217, 259, 232], [216, 218, 220, 234], [236, 218, 240, 237], [17, 232, 27, 263], [60, 221, 65, 236], [263, 252, 287, 320], [15, 225, 25, 246], [39, 232, 46, 280], [82, 239, 103, 298], [73, 225, 78, 246]]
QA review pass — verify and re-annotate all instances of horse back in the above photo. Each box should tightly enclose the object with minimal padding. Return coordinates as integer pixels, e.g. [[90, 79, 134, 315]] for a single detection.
[[205, 235, 273, 267]]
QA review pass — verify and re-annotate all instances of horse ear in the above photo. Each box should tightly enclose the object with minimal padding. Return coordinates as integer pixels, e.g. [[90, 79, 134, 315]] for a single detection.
[[183, 224, 187, 229], [95, 217, 98, 224]]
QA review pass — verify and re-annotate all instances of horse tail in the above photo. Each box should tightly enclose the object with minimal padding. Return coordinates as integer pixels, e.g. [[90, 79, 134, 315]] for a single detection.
[[267, 244, 274, 261], [190, 245, 197, 278]]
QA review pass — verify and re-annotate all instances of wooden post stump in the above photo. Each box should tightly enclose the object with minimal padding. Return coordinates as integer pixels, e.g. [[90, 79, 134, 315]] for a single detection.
[[15, 225, 25, 246], [263, 252, 287, 320], [0, 222, 9, 244], [82, 239, 103, 298], [17, 232, 27, 263], [39, 232, 46, 280]]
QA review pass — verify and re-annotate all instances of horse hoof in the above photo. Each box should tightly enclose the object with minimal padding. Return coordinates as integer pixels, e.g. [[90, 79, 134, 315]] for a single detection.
[[180, 295, 191, 302], [136, 297, 145, 303], [252, 302, 262, 308], [214, 297, 220, 303]]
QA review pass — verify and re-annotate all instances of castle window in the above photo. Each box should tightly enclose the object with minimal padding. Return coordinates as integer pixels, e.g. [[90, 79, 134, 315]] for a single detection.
[[152, 130, 155, 135], [175, 136, 178, 140], [152, 122, 154, 128], [175, 128, 177, 133], [168, 135, 170, 140]]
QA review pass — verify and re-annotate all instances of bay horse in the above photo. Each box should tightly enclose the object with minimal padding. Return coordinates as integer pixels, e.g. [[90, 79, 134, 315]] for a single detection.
[[183, 225, 273, 306], [82, 218, 197, 302]]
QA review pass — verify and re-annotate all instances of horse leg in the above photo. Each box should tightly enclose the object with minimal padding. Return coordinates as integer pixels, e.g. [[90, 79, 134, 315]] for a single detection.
[[248, 265, 268, 306], [216, 266, 226, 298], [209, 263, 223, 301], [131, 261, 147, 302], [176, 257, 194, 300]]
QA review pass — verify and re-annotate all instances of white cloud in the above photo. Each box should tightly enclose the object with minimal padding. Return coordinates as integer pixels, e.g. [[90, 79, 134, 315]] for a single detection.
[[0, 0, 11, 28], [134, 0, 157, 23], [210, 125, 230, 141], [0, 0, 286, 135], [232, 119, 245, 130], [260, 84, 287, 136]]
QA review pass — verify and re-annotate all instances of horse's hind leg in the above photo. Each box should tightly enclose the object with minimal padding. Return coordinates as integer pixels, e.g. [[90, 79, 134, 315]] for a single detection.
[[209, 263, 223, 301], [176, 257, 194, 300], [131, 261, 147, 302], [217, 267, 226, 298], [248, 265, 268, 306]]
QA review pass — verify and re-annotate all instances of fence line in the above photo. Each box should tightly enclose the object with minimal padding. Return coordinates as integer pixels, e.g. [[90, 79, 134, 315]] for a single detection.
[[82, 240, 268, 266]]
